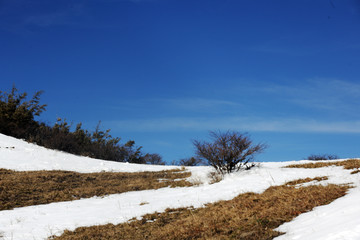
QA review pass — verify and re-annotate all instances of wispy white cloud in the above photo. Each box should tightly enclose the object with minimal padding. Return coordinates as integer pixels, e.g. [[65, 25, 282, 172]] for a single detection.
[[107, 97, 241, 113], [0, 1, 123, 34], [105, 117, 360, 133], [103, 79, 360, 133], [244, 34, 328, 56], [247, 44, 313, 56], [163, 98, 240, 111], [18, 0, 155, 28], [0, 1, 88, 35], [261, 78, 360, 113], [23, 5, 84, 27]]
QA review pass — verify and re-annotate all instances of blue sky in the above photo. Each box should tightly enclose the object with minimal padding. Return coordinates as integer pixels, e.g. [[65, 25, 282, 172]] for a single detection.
[[1, 0, 360, 163]]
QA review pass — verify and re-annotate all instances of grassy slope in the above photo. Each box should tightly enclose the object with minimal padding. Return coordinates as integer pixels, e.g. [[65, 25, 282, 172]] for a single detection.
[[51, 177, 350, 240], [0, 169, 192, 210], [50, 159, 360, 239]]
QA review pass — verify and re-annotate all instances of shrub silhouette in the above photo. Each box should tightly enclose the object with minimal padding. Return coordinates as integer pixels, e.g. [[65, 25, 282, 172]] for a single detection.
[[0, 86, 157, 164], [0, 86, 46, 139], [178, 157, 204, 166], [143, 153, 165, 165], [193, 131, 266, 174], [307, 154, 339, 161]]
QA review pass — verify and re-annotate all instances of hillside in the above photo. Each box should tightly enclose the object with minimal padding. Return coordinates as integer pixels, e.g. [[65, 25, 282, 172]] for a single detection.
[[0, 133, 359, 240]]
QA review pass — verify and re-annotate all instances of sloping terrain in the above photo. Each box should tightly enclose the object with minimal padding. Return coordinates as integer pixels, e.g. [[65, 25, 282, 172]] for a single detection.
[[0, 134, 359, 240]]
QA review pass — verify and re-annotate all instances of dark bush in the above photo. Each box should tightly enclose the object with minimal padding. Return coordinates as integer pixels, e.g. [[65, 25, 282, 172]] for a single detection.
[[178, 157, 204, 166], [193, 131, 266, 174], [33, 120, 148, 163], [307, 154, 339, 161], [0, 86, 46, 139], [0, 86, 157, 164], [143, 153, 165, 165]]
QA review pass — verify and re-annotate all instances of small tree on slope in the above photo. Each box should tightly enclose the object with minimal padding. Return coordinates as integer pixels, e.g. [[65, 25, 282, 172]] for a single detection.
[[193, 131, 266, 174], [0, 85, 46, 138]]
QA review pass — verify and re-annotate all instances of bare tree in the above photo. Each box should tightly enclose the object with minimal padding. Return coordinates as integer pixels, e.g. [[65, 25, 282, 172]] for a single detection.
[[193, 131, 266, 174]]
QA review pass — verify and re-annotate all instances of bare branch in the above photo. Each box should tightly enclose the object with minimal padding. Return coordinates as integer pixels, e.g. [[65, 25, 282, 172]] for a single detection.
[[193, 131, 266, 174]]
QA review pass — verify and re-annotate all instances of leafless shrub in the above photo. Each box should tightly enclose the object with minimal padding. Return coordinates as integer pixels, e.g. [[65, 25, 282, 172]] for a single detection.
[[193, 131, 266, 174]]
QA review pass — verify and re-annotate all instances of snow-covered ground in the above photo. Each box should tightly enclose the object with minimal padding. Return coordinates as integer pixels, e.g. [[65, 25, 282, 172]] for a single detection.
[[0, 133, 359, 240], [0, 133, 179, 173]]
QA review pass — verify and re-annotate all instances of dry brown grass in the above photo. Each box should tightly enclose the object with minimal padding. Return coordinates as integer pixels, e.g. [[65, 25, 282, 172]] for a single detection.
[[208, 171, 223, 184], [51, 177, 349, 240], [0, 168, 191, 211], [285, 159, 360, 170], [285, 176, 328, 186]]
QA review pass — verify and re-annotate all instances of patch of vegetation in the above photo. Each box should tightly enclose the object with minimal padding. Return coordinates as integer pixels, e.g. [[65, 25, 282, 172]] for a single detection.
[[208, 171, 223, 184], [172, 157, 205, 166], [0, 86, 46, 139], [0, 86, 163, 164], [0, 169, 191, 210], [285, 159, 360, 170], [193, 131, 266, 174], [307, 154, 339, 161], [285, 176, 328, 186], [50, 178, 349, 240]]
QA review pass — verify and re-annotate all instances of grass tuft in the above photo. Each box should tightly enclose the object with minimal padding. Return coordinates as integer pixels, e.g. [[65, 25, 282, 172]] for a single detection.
[[285, 176, 328, 186], [50, 178, 350, 240]]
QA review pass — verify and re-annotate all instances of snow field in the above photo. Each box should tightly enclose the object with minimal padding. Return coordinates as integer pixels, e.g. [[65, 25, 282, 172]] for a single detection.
[[0, 134, 359, 240]]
